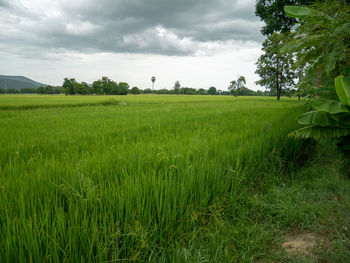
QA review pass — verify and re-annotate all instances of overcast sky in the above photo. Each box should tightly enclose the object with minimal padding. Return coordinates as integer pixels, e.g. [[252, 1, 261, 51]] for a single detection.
[[0, 0, 264, 90]]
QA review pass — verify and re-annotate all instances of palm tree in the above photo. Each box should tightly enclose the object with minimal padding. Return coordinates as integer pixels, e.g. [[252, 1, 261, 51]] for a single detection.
[[151, 76, 156, 91]]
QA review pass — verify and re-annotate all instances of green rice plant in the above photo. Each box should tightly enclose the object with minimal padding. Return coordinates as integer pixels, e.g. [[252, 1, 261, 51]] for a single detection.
[[0, 95, 306, 262]]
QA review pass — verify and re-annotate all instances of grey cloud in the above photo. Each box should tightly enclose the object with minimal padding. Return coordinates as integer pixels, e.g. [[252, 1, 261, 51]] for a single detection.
[[0, 0, 9, 7], [0, 0, 262, 57]]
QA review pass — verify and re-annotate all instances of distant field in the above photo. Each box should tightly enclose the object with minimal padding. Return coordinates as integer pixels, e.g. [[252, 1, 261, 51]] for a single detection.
[[0, 94, 118, 109], [0, 95, 305, 262], [0, 94, 296, 108]]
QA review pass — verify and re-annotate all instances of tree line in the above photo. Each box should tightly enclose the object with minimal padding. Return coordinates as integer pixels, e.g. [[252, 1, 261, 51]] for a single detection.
[[0, 86, 62, 94], [1, 75, 281, 96]]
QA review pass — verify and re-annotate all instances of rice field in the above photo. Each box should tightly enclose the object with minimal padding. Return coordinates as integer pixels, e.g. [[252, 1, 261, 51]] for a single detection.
[[0, 95, 306, 262]]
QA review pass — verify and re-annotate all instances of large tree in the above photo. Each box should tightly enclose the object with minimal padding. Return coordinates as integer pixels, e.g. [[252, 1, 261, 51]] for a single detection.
[[255, 0, 314, 36], [255, 32, 296, 100], [255, 1, 315, 101]]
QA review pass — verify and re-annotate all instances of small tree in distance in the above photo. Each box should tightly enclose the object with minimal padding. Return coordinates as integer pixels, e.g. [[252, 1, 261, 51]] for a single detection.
[[118, 82, 129, 95], [131, 86, 140, 94], [144, 88, 152, 94], [151, 76, 156, 91], [63, 78, 78, 95], [198, 88, 206, 95], [173, 81, 181, 95], [228, 76, 246, 96], [208, 86, 217, 95]]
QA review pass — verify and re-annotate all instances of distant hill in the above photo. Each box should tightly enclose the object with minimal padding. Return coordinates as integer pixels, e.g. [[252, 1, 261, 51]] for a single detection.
[[0, 75, 47, 91]]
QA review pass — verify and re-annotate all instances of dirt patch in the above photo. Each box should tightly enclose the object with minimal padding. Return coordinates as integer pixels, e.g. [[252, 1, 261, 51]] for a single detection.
[[119, 101, 127, 106], [281, 232, 321, 257]]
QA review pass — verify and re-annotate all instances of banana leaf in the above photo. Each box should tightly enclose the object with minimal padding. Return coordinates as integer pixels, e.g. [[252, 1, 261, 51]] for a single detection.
[[289, 125, 350, 139], [284, 6, 330, 20], [298, 111, 338, 127], [329, 113, 350, 127], [335, 75, 350, 106], [313, 99, 349, 114]]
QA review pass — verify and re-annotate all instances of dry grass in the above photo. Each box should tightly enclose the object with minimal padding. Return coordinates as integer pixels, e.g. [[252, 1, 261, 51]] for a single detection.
[[282, 232, 321, 257]]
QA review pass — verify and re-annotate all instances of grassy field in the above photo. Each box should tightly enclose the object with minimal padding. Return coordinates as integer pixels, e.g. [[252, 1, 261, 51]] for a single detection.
[[1, 94, 345, 262]]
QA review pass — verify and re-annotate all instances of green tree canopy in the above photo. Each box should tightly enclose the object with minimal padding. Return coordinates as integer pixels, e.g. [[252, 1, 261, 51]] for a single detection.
[[228, 76, 247, 96], [92, 80, 103, 95], [131, 86, 140, 94], [173, 81, 181, 95], [63, 78, 78, 95], [255, 0, 314, 35], [117, 82, 129, 95], [198, 88, 206, 95], [208, 86, 217, 95]]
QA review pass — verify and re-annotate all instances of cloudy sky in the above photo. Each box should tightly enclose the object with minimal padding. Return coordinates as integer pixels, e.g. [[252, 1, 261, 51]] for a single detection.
[[0, 0, 264, 90]]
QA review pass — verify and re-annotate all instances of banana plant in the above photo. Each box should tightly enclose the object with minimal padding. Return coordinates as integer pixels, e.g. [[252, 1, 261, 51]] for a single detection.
[[284, 5, 350, 153], [290, 74, 350, 153]]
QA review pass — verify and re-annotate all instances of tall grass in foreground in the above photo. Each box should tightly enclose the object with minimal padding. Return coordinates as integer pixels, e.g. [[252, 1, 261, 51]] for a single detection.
[[0, 96, 305, 262]]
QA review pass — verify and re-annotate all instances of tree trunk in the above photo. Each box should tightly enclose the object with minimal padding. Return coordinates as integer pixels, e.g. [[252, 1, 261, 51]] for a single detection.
[[275, 72, 280, 100], [298, 94, 301, 101]]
